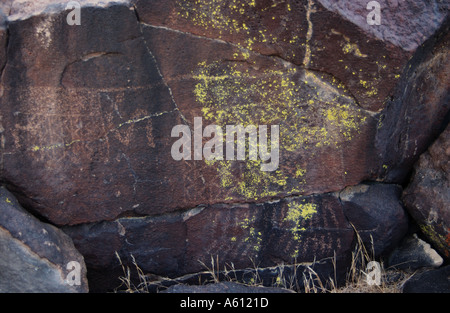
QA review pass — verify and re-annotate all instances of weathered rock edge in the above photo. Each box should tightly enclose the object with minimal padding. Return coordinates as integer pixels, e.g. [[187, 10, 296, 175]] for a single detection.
[[0, 187, 88, 292], [63, 182, 408, 292]]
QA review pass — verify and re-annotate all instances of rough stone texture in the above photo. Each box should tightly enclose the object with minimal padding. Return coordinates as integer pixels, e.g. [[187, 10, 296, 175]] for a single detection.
[[132, 0, 448, 112], [64, 192, 354, 291], [376, 18, 450, 183], [64, 182, 408, 291], [0, 187, 88, 292], [388, 234, 444, 270], [0, 0, 447, 292], [161, 281, 295, 293], [402, 265, 450, 293], [317, 0, 449, 52], [0, 0, 131, 21], [0, 1, 447, 227], [141, 258, 337, 293], [1, 4, 190, 225], [403, 124, 450, 260], [0, 8, 7, 84], [340, 183, 408, 257]]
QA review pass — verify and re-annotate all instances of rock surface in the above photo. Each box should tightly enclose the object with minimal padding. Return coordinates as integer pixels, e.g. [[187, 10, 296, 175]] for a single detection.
[[317, 0, 448, 52], [0, 0, 448, 292], [376, 18, 450, 183], [64, 182, 408, 291], [0, 187, 88, 292], [64, 192, 354, 291], [0, 1, 448, 227], [403, 124, 450, 260], [388, 234, 443, 270], [340, 183, 408, 257], [402, 266, 450, 293]]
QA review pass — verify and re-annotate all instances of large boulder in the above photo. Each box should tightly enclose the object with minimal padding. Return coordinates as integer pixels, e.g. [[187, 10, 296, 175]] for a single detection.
[[403, 124, 450, 260], [0, 0, 447, 226], [0, 0, 447, 292], [388, 234, 444, 270], [64, 182, 408, 291], [64, 192, 354, 291], [376, 17, 450, 183], [340, 183, 408, 257], [0, 187, 88, 292]]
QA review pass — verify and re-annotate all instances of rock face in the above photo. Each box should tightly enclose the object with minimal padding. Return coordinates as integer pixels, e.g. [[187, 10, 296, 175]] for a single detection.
[[317, 0, 448, 52], [0, 0, 448, 292], [388, 234, 444, 270], [376, 18, 450, 183], [0, 187, 88, 292], [402, 266, 450, 293], [64, 182, 409, 291], [340, 183, 408, 257], [403, 124, 450, 260], [64, 192, 355, 290], [1, 0, 448, 226]]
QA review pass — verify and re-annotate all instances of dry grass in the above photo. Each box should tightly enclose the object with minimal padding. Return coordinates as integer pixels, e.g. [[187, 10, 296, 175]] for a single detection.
[[303, 224, 416, 293], [115, 227, 416, 293], [115, 252, 150, 293]]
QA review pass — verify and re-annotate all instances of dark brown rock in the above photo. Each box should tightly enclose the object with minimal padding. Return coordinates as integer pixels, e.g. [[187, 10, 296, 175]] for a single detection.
[[376, 17, 450, 183], [0, 4, 193, 225], [340, 183, 409, 257], [64, 192, 354, 291], [133, 0, 440, 112], [0, 1, 375, 226], [0, 0, 447, 228], [64, 182, 408, 292], [0, 0, 447, 293], [141, 22, 379, 199], [403, 124, 450, 260], [388, 234, 443, 270], [0, 187, 88, 292]]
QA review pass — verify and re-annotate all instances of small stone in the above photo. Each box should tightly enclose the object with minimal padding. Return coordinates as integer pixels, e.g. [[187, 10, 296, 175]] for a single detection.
[[388, 234, 443, 270]]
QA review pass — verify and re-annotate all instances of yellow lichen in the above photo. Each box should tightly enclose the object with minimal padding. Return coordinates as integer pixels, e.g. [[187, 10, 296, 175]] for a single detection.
[[193, 60, 368, 201], [239, 215, 263, 253], [295, 167, 306, 178], [177, 0, 302, 51], [285, 201, 318, 224], [283, 200, 318, 258], [30, 139, 82, 152], [331, 29, 367, 58]]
